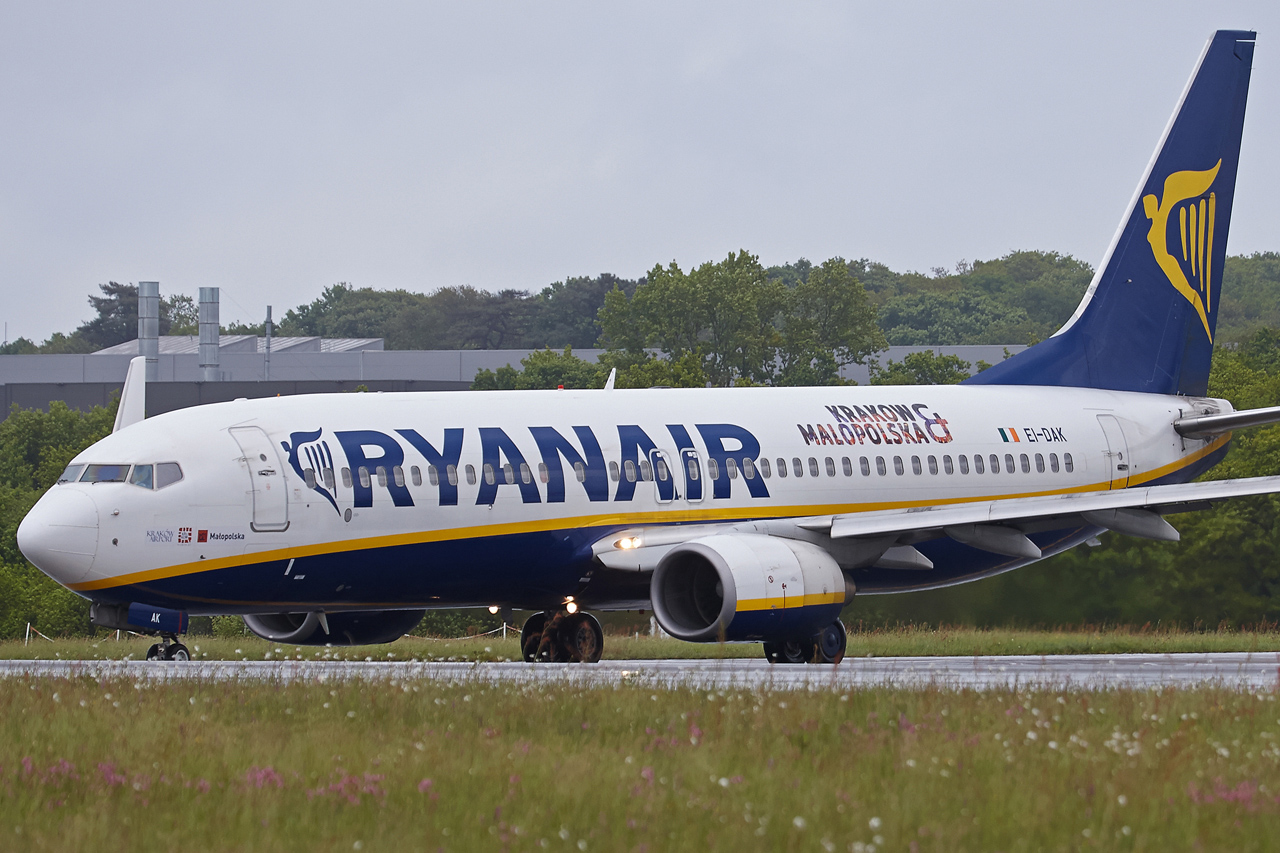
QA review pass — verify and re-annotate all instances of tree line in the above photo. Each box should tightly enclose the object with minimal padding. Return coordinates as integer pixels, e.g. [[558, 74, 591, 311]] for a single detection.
[[8, 251, 1280, 363]]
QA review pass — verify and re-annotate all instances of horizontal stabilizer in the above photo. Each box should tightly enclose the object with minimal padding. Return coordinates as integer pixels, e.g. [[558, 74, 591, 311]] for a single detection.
[[1174, 405, 1280, 438]]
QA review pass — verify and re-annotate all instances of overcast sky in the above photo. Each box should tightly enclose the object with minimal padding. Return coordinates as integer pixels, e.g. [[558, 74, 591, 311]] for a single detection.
[[2, 2, 1277, 339]]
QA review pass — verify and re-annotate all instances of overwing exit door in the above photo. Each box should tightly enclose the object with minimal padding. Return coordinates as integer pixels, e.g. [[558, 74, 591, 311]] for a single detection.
[[229, 426, 290, 531]]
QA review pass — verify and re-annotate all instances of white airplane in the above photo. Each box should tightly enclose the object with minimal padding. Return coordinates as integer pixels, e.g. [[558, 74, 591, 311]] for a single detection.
[[17, 29, 1280, 664]]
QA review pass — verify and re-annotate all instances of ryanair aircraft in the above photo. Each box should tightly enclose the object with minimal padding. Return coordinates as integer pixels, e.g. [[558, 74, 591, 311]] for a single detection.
[[17, 30, 1279, 664]]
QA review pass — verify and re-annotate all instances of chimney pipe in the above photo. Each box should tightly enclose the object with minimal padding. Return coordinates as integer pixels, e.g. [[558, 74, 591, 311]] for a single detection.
[[264, 305, 272, 381], [137, 281, 159, 382], [199, 287, 220, 382]]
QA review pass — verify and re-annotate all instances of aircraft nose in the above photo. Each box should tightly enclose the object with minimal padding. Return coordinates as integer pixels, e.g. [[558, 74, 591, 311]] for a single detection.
[[16, 488, 99, 585]]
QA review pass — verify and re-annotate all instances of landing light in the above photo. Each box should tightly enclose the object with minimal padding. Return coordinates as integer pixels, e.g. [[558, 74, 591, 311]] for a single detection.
[[565, 601, 579, 615], [616, 536, 642, 550], [487, 605, 499, 615]]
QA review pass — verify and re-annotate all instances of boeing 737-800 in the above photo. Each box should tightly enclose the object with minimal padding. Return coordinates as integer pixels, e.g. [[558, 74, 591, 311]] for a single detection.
[[17, 30, 1280, 664]]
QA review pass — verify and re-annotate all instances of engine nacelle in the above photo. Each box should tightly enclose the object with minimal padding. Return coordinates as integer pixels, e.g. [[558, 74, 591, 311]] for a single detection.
[[651, 534, 853, 642], [242, 609, 425, 646]]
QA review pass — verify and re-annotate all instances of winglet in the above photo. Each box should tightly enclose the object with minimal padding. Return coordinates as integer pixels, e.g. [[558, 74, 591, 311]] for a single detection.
[[603, 368, 617, 391], [112, 356, 147, 433]]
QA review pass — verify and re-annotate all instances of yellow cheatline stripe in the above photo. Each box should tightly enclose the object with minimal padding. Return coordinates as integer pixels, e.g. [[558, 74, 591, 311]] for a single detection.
[[68, 435, 1230, 593], [735, 591, 846, 613]]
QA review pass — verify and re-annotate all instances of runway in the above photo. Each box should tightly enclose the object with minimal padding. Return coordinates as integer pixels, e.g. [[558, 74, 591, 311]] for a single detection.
[[1, 653, 1279, 691]]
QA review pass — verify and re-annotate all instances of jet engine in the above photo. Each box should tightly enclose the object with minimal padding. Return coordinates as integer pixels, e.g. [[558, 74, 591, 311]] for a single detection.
[[242, 609, 426, 646], [650, 534, 853, 642]]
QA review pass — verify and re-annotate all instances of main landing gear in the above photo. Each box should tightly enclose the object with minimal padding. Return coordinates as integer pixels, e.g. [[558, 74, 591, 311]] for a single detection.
[[145, 634, 191, 662], [763, 619, 847, 665], [521, 610, 604, 663]]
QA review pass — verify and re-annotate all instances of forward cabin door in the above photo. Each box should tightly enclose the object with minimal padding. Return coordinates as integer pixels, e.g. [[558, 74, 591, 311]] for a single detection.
[[1096, 415, 1131, 489], [229, 426, 290, 531]]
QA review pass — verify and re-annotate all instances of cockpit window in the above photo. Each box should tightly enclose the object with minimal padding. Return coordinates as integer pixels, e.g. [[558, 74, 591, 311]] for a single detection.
[[129, 465, 154, 489], [81, 464, 129, 483], [155, 462, 184, 489], [57, 464, 84, 484]]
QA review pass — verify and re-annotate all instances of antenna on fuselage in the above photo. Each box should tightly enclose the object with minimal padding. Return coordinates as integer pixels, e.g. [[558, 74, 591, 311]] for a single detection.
[[113, 356, 146, 433]]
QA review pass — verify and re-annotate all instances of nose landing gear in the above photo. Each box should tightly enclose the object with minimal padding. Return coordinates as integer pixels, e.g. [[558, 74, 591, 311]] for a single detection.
[[145, 634, 191, 661], [763, 619, 847, 665], [520, 610, 604, 663]]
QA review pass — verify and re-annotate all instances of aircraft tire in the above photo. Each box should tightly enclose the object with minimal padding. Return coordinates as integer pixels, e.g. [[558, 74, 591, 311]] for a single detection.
[[166, 643, 191, 662], [521, 612, 548, 662], [561, 613, 603, 663], [763, 639, 812, 664], [146, 643, 163, 661], [813, 621, 847, 665]]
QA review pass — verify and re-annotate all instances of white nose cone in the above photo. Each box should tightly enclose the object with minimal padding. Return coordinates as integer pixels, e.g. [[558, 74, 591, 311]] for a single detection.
[[17, 489, 99, 585]]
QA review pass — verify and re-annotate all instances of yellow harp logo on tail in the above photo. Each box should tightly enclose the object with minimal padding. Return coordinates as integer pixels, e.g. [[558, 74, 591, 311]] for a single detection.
[[1142, 160, 1222, 341]]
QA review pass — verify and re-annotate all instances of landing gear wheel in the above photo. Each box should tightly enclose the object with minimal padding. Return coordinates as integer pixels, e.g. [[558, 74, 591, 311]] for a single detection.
[[146, 643, 163, 661], [763, 639, 814, 664], [560, 613, 604, 663], [521, 612, 548, 662], [813, 620, 847, 665], [165, 643, 191, 662]]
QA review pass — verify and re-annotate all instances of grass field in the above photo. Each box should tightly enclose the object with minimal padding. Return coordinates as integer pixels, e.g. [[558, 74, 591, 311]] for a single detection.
[[3, 674, 1280, 851], [7, 623, 1280, 662]]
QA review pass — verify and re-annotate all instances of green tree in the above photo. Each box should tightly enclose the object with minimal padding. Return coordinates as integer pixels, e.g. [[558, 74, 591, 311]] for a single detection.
[[869, 350, 972, 385], [472, 347, 603, 390], [776, 258, 886, 386]]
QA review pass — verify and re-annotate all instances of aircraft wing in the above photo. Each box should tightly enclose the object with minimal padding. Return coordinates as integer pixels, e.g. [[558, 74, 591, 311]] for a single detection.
[[593, 475, 1280, 570]]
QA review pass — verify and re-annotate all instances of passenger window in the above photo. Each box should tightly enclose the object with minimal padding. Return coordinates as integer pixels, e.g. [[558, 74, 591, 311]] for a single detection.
[[825, 457, 835, 477], [639, 460, 653, 481], [130, 464, 154, 489], [609, 461, 620, 482], [624, 460, 638, 482], [989, 454, 1000, 474], [447, 465, 458, 487], [342, 467, 353, 488], [725, 458, 738, 480], [81, 464, 129, 483], [465, 464, 477, 486], [911, 456, 922, 475], [502, 463, 515, 485], [155, 462, 183, 489], [760, 458, 772, 478], [776, 458, 787, 478], [483, 464, 496, 486], [1050, 453, 1059, 473], [842, 457, 853, 477], [519, 462, 532, 485], [1064, 453, 1074, 473], [410, 466, 422, 487], [323, 468, 335, 491], [893, 456, 904, 476], [427, 465, 439, 486], [1020, 454, 1030, 474], [706, 458, 719, 480], [686, 459, 699, 481], [928, 456, 938, 475], [876, 457, 887, 476], [303, 468, 316, 489], [376, 466, 388, 488], [574, 461, 587, 483], [538, 462, 549, 484], [973, 455, 984, 474], [359, 467, 372, 489], [808, 458, 819, 477], [943, 455, 954, 475], [792, 458, 803, 478], [656, 458, 670, 481], [57, 464, 85, 484], [1004, 454, 1015, 474], [860, 457, 870, 476], [1035, 454, 1045, 474], [742, 457, 755, 479]]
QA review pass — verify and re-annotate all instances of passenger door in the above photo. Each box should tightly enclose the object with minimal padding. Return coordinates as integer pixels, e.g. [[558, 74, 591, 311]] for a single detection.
[[1096, 414, 1131, 489], [229, 426, 290, 531]]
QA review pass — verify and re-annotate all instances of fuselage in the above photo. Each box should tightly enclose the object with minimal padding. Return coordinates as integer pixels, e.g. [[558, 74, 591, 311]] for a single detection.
[[17, 385, 1230, 615]]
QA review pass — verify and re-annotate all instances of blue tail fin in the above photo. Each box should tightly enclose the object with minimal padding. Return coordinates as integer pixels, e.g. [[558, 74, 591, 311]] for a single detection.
[[968, 30, 1255, 396]]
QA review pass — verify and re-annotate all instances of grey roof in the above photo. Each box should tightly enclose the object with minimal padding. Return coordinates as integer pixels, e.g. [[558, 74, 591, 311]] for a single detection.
[[92, 336, 384, 355]]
